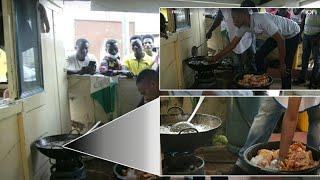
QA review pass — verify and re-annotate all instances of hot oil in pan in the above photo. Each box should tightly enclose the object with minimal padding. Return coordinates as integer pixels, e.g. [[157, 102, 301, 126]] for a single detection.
[[42, 140, 72, 149], [160, 124, 212, 134]]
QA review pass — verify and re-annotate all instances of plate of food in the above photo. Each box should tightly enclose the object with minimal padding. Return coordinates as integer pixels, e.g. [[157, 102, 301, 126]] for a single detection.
[[244, 141, 320, 175], [234, 73, 273, 89]]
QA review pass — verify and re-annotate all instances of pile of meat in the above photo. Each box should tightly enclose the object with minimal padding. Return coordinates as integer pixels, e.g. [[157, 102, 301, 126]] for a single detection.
[[238, 74, 269, 87], [250, 142, 319, 171]]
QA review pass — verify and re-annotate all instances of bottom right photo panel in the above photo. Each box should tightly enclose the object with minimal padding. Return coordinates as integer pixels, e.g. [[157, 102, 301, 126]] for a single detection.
[[160, 96, 320, 176]]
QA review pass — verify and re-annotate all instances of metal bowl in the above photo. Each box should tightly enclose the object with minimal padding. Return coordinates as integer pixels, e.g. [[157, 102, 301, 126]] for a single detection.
[[234, 73, 273, 89], [243, 141, 320, 175], [160, 107, 222, 153]]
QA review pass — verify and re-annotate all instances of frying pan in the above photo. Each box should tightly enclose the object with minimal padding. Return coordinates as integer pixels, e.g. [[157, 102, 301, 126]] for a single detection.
[[234, 73, 273, 89], [35, 133, 82, 160], [185, 56, 233, 72], [243, 141, 320, 175], [35, 122, 101, 160], [184, 56, 218, 71], [160, 107, 222, 153]]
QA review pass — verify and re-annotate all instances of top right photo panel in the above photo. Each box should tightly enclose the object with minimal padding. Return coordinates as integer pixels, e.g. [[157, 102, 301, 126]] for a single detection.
[[160, 2, 320, 90]]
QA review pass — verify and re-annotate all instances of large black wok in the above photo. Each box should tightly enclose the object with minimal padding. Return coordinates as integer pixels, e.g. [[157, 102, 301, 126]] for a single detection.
[[234, 73, 273, 89], [160, 107, 222, 153], [244, 141, 320, 175], [184, 56, 219, 71], [35, 122, 101, 160], [35, 133, 82, 160]]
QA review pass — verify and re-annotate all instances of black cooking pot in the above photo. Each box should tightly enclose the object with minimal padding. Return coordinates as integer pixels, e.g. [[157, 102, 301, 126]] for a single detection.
[[35, 133, 82, 160], [162, 153, 205, 175], [160, 107, 222, 153], [113, 164, 135, 180], [184, 56, 218, 71], [234, 73, 273, 89], [244, 141, 320, 175]]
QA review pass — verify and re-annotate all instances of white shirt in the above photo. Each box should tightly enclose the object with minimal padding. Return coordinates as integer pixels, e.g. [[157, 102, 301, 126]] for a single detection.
[[66, 53, 97, 72], [220, 9, 253, 54], [274, 97, 320, 112], [236, 13, 300, 39], [291, 10, 303, 24]]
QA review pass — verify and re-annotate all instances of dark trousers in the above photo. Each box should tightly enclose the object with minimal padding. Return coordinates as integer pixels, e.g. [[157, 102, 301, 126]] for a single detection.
[[235, 44, 256, 74], [298, 34, 320, 87], [255, 34, 300, 89]]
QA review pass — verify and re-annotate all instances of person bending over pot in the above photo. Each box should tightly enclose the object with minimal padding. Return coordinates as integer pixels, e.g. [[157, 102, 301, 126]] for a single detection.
[[233, 96, 320, 174], [210, 9, 300, 89]]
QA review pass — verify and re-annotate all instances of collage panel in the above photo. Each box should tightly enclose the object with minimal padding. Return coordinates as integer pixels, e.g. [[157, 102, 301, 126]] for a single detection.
[[160, 7, 320, 90], [1, 0, 320, 180], [160, 96, 320, 176]]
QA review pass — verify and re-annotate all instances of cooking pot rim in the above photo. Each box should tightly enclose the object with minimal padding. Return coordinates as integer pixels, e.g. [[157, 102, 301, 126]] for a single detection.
[[234, 73, 273, 89], [243, 141, 320, 174], [160, 113, 222, 134]]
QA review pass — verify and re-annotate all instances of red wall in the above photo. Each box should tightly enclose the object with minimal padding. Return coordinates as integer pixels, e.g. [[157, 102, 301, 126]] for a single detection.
[[75, 20, 135, 64]]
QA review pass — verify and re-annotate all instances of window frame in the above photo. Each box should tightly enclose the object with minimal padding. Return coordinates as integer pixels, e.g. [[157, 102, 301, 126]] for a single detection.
[[12, 0, 44, 98]]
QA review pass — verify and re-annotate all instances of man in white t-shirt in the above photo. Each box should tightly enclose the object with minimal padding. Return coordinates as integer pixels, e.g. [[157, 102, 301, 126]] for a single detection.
[[211, 9, 300, 89], [142, 34, 159, 71], [234, 97, 320, 173], [206, 8, 255, 73], [66, 38, 97, 75]]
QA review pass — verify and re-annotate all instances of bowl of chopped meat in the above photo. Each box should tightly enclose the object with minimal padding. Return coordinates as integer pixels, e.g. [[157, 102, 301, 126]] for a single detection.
[[243, 141, 320, 175], [234, 73, 273, 89]]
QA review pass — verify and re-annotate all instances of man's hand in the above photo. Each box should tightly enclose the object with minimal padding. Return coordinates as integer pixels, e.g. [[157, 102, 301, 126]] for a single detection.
[[79, 67, 89, 75], [88, 65, 96, 75], [279, 97, 301, 160], [210, 55, 221, 64], [121, 71, 134, 78], [99, 66, 108, 74]]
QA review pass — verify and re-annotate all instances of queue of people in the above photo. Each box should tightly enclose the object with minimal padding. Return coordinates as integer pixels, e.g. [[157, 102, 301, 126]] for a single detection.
[[65, 34, 159, 77], [207, 7, 320, 89]]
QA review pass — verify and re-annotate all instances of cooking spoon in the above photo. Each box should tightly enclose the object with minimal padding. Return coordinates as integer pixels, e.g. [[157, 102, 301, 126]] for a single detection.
[[170, 96, 205, 132], [191, 41, 207, 57]]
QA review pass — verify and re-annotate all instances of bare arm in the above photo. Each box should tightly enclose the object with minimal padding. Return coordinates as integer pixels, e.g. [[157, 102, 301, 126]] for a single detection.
[[279, 97, 302, 160], [211, 36, 241, 62], [206, 10, 223, 39], [271, 32, 286, 69], [67, 69, 81, 75]]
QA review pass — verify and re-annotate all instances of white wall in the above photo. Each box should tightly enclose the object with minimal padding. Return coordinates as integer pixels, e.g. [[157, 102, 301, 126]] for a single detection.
[[0, 1, 70, 179], [160, 8, 207, 89]]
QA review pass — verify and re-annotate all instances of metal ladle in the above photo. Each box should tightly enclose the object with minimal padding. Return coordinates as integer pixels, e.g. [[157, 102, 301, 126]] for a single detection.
[[191, 42, 207, 57], [171, 96, 205, 132]]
